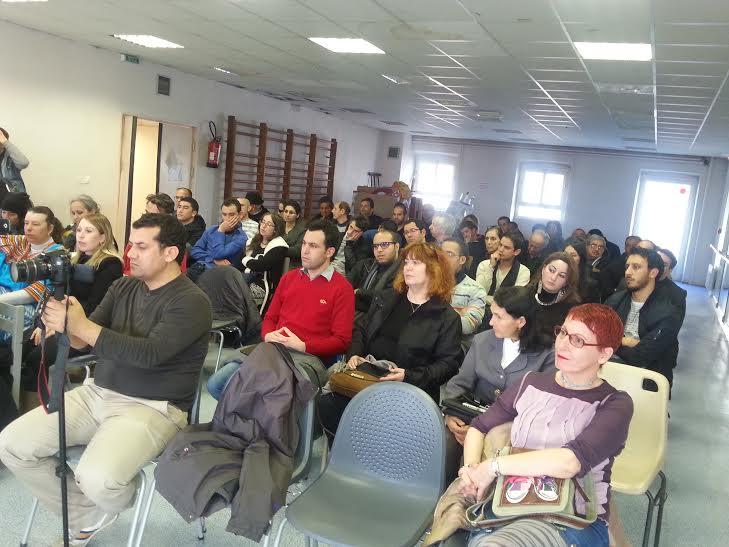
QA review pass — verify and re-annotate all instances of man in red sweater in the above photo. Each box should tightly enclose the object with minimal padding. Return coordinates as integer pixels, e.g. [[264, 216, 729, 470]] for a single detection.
[[207, 220, 354, 399]]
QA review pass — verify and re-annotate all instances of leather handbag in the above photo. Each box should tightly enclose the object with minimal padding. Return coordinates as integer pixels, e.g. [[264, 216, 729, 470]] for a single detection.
[[441, 394, 489, 423], [329, 358, 391, 398], [466, 447, 597, 530]]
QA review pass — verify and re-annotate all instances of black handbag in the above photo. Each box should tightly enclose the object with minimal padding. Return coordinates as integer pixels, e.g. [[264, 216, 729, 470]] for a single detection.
[[441, 394, 489, 423]]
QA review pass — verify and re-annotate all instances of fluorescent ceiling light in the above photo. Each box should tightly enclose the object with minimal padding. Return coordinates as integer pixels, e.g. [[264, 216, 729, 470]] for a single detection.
[[213, 67, 236, 75], [382, 74, 409, 85], [113, 35, 183, 49], [1, 0, 48, 3], [574, 42, 652, 61], [309, 37, 385, 54]]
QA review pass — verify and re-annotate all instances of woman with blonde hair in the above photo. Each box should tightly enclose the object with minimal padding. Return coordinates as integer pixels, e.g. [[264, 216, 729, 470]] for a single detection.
[[318, 242, 463, 438]]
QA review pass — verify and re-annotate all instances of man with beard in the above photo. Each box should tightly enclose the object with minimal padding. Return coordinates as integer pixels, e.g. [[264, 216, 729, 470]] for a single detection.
[[605, 247, 682, 385]]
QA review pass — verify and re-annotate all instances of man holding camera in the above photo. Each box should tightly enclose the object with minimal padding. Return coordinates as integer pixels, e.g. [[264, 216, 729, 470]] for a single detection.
[[0, 214, 212, 545]]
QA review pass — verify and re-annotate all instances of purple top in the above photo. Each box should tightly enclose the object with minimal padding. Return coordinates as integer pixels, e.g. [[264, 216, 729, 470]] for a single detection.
[[471, 371, 633, 520]]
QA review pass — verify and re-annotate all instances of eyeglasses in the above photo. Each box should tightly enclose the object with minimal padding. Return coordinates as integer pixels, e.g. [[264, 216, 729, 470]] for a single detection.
[[589, 244, 605, 250], [260, 220, 275, 228], [553, 326, 602, 349], [373, 241, 396, 250]]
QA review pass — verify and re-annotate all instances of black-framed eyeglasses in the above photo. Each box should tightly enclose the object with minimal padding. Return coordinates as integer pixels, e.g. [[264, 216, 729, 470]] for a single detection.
[[373, 241, 396, 250], [553, 326, 602, 349]]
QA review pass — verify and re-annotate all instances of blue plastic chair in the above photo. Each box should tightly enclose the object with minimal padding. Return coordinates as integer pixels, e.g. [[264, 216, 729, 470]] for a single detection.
[[276, 382, 447, 547]]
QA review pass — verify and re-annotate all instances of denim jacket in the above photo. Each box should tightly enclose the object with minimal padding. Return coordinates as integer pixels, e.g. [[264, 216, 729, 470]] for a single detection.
[[0, 140, 29, 193]]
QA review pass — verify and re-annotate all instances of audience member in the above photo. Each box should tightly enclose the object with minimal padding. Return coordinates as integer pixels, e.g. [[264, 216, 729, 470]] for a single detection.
[[482, 225, 501, 260], [563, 241, 601, 303], [145, 193, 175, 215], [531, 222, 547, 233], [403, 218, 427, 245], [460, 220, 487, 278], [332, 215, 370, 275], [236, 197, 260, 245], [318, 242, 462, 437], [600, 235, 641, 300], [332, 201, 351, 234], [23, 214, 123, 399], [441, 238, 487, 351], [571, 227, 588, 241], [443, 286, 554, 445], [657, 247, 687, 369], [348, 230, 401, 314], [476, 231, 530, 305], [0, 127, 29, 193], [605, 247, 681, 384], [241, 212, 288, 307], [454, 304, 632, 547], [508, 221, 520, 234], [391, 201, 408, 238], [245, 191, 268, 223], [1, 191, 33, 235], [430, 213, 457, 245], [497, 215, 510, 236], [0, 213, 212, 545], [545, 220, 564, 252], [463, 214, 480, 230], [637, 239, 657, 250], [62, 194, 100, 250], [422, 203, 436, 241], [529, 252, 582, 347], [359, 197, 383, 229], [188, 198, 247, 281], [312, 196, 334, 222], [523, 229, 550, 275], [208, 221, 354, 399], [281, 199, 306, 263], [589, 228, 620, 261], [176, 196, 206, 246], [174, 187, 192, 209], [277, 201, 285, 214], [586, 233, 610, 284]]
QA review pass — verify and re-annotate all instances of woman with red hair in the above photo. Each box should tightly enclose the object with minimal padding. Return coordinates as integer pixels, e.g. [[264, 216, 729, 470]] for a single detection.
[[318, 242, 463, 438], [452, 304, 633, 547]]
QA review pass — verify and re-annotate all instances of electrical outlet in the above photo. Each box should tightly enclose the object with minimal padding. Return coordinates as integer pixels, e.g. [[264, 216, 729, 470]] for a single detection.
[[79, 176, 90, 185]]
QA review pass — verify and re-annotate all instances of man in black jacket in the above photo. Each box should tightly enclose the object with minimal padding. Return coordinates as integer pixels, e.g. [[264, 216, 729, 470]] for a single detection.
[[348, 230, 401, 313], [605, 247, 682, 384], [177, 196, 206, 246], [600, 235, 641, 301]]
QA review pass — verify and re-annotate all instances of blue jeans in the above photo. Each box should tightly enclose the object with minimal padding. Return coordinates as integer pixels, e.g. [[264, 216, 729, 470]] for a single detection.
[[468, 518, 608, 547], [207, 360, 241, 400]]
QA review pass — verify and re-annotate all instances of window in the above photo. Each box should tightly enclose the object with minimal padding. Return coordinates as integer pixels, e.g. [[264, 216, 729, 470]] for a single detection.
[[514, 163, 568, 221], [413, 153, 456, 209]]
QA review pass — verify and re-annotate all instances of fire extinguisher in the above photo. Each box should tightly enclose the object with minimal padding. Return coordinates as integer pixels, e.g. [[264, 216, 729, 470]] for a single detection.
[[207, 121, 222, 168]]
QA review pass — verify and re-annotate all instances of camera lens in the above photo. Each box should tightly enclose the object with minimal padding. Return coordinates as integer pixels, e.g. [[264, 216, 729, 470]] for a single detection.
[[10, 258, 39, 283]]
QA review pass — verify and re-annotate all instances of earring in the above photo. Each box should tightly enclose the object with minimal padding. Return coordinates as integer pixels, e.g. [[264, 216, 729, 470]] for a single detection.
[[536, 280, 543, 293]]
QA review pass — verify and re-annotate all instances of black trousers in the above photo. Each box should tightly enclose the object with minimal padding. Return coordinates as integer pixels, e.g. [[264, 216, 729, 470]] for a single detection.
[[317, 392, 352, 442]]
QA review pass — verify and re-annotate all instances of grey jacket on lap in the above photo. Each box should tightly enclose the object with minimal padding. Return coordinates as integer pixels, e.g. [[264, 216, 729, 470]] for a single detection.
[[443, 329, 554, 405]]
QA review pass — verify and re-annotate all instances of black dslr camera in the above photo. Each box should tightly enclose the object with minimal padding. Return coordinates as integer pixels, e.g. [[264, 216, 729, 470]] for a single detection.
[[11, 249, 94, 299]]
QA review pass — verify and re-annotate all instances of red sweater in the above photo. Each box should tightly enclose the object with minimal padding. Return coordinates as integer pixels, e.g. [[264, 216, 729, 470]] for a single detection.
[[262, 268, 354, 361]]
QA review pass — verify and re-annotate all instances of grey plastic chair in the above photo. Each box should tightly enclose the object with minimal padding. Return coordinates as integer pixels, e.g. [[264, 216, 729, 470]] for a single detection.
[[210, 319, 241, 373], [276, 382, 447, 547]]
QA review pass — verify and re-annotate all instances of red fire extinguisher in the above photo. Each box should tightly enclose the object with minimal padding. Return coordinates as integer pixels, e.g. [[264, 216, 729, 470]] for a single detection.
[[207, 121, 222, 168]]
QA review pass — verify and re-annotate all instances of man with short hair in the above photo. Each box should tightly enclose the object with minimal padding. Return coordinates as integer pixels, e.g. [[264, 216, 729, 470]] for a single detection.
[[606, 248, 682, 384], [348, 230, 401, 313], [189, 199, 247, 279], [524, 229, 551, 275], [601, 235, 641, 299], [403, 218, 427, 245], [442, 238, 487, 350], [656, 248, 687, 323], [460, 220, 486, 278], [430, 213, 457, 245], [145, 193, 175, 215], [236, 197, 259, 246], [332, 201, 351, 234], [312, 196, 335, 222], [245, 191, 268, 223], [476, 232, 531, 305], [588, 228, 620, 261], [586, 234, 611, 286], [497, 216, 510, 236], [637, 239, 657, 250], [571, 228, 588, 241], [332, 215, 371, 275], [359, 197, 383, 229], [174, 187, 192, 209], [0, 213, 212, 544], [177, 196, 206, 246], [392, 202, 408, 233]]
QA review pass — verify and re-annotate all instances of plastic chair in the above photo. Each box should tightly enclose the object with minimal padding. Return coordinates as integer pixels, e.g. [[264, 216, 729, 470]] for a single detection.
[[599, 362, 669, 547], [276, 382, 447, 547], [258, 256, 290, 313], [210, 319, 241, 373]]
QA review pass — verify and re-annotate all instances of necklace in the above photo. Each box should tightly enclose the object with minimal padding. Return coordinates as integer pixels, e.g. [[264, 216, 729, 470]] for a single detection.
[[559, 370, 598, 389], [410, 301, 423, 314]]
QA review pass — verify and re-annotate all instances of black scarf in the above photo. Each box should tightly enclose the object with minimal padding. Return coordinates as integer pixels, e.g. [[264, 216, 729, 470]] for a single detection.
[[488, 260, 521, 296]]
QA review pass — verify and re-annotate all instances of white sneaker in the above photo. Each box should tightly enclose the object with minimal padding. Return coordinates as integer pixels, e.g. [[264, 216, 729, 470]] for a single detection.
[[55, 513, 119, 546]]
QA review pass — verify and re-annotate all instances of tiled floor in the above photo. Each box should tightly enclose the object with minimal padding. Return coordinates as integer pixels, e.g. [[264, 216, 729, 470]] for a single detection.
[[1, 284, 727, 546]]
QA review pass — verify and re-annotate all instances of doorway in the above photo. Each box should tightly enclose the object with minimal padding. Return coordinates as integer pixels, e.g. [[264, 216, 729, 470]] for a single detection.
[[631, 171, 698, 280], [116, 115, 196, 243]]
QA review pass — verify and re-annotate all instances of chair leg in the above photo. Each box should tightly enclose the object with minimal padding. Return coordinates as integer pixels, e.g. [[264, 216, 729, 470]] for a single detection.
[[272, 515, 288, 547], [132, 476, 157, 547], [196, 517, 206, 540], [642, 489, 657, 547], [127, 469, 148, 547], [20, 498, 39, 547], [653, 471, 668, 547], [213, 331, 225, 372]]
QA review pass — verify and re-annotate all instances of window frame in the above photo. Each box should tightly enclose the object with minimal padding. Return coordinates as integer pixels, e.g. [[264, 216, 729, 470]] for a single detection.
[[513, 162, 570, 221], [413, 150, 459, 211]]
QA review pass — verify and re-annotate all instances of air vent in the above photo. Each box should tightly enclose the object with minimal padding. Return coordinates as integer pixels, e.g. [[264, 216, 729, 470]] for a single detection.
[[343, 108, 375, 114], [157, 75, 171, 96], [510, 137, 539, 143], [493, 129, 523, 134], [381, 121, 407, 126], [596, 83, 654, 95]]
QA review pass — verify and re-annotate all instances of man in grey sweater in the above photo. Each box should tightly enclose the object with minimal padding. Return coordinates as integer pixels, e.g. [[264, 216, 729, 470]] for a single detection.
[[0, 213, 212, 545]]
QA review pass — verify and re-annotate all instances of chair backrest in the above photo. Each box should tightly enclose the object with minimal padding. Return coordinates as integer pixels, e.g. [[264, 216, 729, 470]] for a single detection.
[[329, 383, 446, 494], [0, 302, 25, 406], [282, 256, 291, 275], [598, 362, 669, 471]]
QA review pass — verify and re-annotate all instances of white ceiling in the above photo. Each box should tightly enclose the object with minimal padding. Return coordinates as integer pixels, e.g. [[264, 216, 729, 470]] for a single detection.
[[4, 0, 729, 156]]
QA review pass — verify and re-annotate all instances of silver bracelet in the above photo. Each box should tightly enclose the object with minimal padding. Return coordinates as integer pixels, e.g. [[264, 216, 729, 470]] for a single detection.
[[490, 456, 501, 477]]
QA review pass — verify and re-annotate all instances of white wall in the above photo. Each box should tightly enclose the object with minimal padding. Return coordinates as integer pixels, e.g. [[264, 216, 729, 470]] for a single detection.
[[0, 21, 379, 234], [399, 138, 728, 285]]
